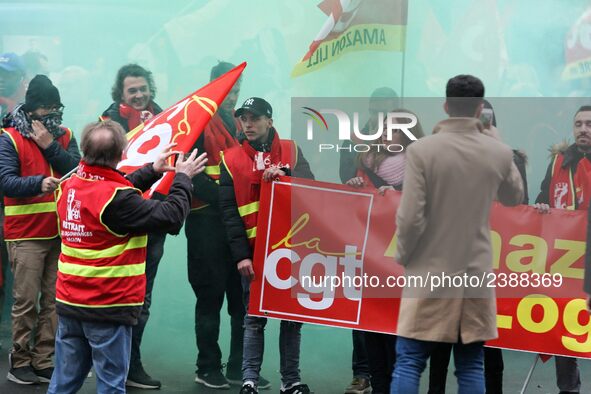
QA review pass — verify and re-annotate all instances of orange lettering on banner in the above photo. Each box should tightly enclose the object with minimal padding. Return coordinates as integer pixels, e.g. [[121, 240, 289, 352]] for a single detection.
[[272, 213, 361, 257]]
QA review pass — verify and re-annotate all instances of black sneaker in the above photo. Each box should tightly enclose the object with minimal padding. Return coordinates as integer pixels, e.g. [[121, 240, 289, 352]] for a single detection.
[[126, 364, 162, 389], [240, 383, 258, 394], [281, 383, 311, 394], [33, 367, 54, 383], [7, 366, 40, 385], [226, 373, 271, 390], [195, 369, 230, 389]]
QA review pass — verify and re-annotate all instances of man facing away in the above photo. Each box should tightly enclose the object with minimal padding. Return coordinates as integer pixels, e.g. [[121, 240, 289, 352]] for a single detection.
[[48, 120, 207, 394], [391, 75, 523, 394]]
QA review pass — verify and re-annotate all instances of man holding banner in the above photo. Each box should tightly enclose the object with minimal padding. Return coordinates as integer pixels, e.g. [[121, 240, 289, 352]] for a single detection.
[[534, 105, 591, 394], [219, 97, 313, 394], [391, 75, 523, 394]]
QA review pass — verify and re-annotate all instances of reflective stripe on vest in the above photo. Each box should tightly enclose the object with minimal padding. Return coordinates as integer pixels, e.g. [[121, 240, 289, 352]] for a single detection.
[[238, 202, 259, 239], [246, 227, 257, 239], [238, 201, 259, 217], [204, 165, 220, 176], [5, 201, 57, 216], [61, 235, 147, 260], [58, 260, 145, 278], [55, 298, 143, 308]]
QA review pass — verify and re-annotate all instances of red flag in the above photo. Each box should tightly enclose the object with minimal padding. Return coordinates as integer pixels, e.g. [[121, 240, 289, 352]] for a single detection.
[[117, 62, 246, 196], [292, 0, 408, 77]]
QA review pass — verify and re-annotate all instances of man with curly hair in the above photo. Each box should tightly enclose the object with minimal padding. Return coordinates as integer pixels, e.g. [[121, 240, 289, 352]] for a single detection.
[[100, 64, 164, 389]]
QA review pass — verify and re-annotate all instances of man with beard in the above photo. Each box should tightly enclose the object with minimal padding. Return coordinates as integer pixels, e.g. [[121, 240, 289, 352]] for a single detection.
[[0, 75, 80, 385], [100, 64, 165, 389], [534, 105, 591, 394]]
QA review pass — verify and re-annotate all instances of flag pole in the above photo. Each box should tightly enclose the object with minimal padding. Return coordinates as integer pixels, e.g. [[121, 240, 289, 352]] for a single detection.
[[59, 166, 78, 183], [519, 354, 539, 394], [400, 48, 406, 106], [400, 1, 409, 106]]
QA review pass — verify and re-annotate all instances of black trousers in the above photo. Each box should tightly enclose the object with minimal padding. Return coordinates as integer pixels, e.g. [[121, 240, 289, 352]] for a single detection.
[[186, 209, 244, 375], [428, 343, 504, 394], [365, 332, 396, 394], [352, 330, 371, 379], [130, 231, 166, 371]]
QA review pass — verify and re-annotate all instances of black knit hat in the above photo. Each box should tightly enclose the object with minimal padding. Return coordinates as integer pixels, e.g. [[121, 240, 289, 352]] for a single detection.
[[23, 75, 62, 112]]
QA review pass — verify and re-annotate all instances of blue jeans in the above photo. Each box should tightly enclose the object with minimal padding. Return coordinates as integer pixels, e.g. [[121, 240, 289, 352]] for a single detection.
[[391, 336, 484, 394], [48, 315, 132, 394], [242, 276, 302, 387]]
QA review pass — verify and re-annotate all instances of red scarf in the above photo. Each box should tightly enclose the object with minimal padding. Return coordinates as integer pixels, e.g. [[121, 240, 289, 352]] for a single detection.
[[242, 135, 286, 173], [203, 113, 239, 160], [574, 158, 591, 210], [119, 103, 156, 131]]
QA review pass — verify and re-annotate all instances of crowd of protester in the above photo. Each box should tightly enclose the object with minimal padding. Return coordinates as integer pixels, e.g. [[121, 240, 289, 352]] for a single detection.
[[0, 50, 590, 394]]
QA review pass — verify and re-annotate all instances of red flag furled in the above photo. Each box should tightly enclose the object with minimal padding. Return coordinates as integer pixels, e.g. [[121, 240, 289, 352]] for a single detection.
[[117, 62, 246, 196]]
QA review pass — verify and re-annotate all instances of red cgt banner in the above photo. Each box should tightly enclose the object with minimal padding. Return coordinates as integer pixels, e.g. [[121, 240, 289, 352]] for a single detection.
[[249, 176, 591, 358]]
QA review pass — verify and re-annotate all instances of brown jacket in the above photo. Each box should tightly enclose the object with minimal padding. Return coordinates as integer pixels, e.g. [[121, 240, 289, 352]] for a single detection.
[[395, 117, 523, 344]]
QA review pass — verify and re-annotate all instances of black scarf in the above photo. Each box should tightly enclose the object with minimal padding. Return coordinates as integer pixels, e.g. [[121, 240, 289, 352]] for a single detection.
[[2, 104, 65, 139]]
